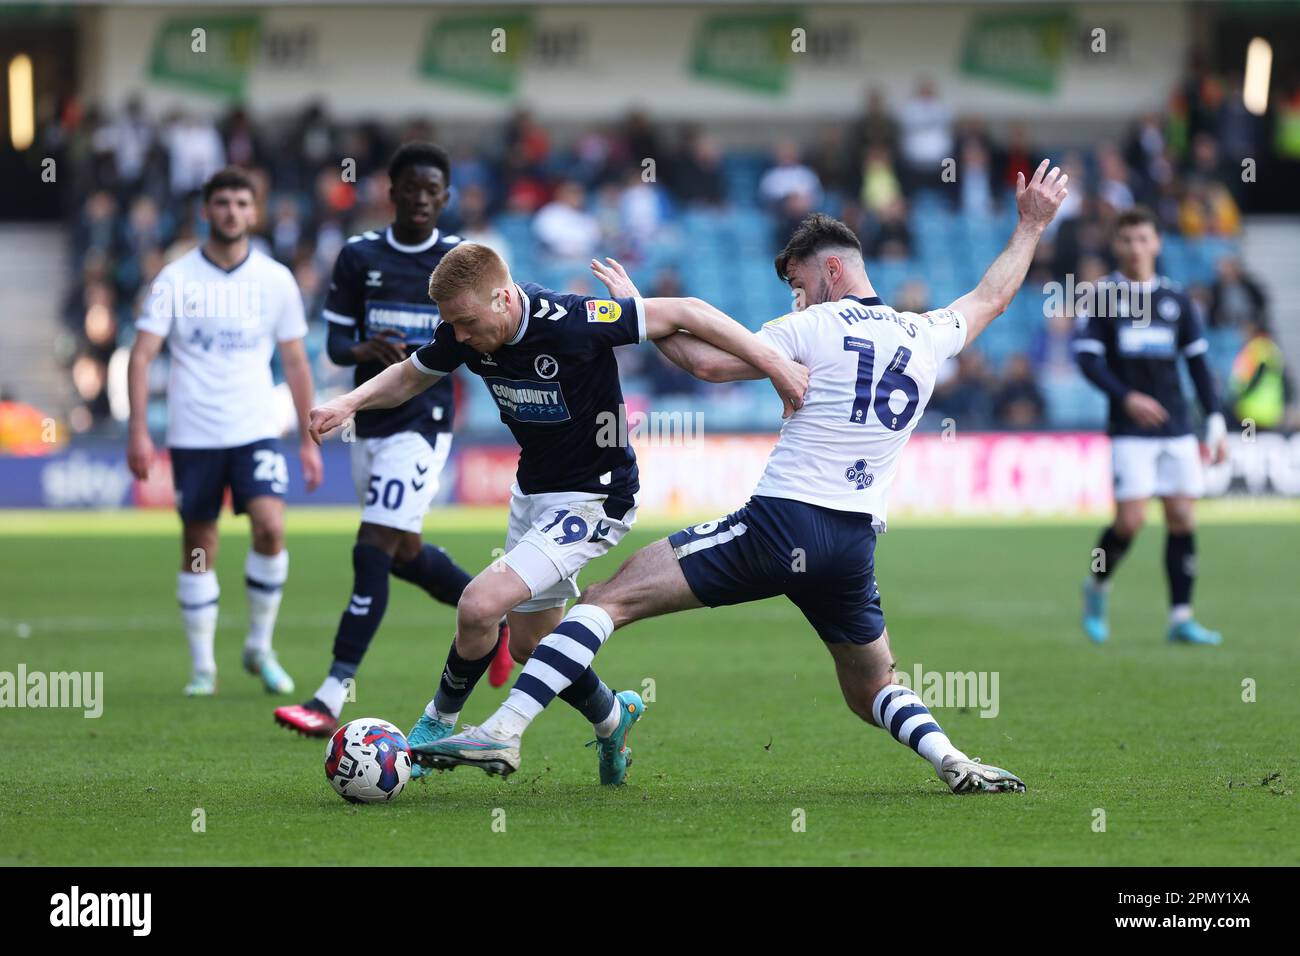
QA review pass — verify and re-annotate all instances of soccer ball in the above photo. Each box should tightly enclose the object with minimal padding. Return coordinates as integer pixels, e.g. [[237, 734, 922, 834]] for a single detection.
[[324, 718, 412, 804]]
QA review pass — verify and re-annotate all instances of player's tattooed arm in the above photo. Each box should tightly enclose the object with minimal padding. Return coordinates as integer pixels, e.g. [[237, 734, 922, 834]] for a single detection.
[[950, 158, 1068, 346], [279, 337, 324, 490], [307, 358, 433, 444], [126, 330, 165, 480]]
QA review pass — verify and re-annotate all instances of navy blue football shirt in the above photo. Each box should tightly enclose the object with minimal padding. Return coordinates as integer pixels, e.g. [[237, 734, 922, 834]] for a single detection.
[[323, 226, 458, 439], [1074, 273, 1214, 437], [411, 283, 645, 503]]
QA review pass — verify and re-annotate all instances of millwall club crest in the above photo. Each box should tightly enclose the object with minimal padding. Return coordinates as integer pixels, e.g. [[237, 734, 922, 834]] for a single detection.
[[534, 354, 559, 379]]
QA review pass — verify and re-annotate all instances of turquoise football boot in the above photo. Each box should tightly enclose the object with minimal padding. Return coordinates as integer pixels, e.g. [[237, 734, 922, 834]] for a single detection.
[[1081, 581, 1110, 644], [587, 690, 645, 786], [183, 672, 217, 697], [407, 713, 456, 779], [242, 648, 294, 694], [1168, 619, 1222, 646], [413, 725, 520, 777]]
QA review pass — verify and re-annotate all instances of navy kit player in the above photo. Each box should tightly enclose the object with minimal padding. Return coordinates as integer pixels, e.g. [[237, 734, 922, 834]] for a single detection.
[[1074, 207, 1228, 645], [306, 241, 808, 783], [275, 143, 495, 740], [127, 168, 323, 697], [421, 160, 1070, 794]]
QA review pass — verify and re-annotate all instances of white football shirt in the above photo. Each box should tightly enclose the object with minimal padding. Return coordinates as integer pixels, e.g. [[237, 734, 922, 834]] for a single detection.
[[137, 247, 307, 448], [751, 295, 968, 529]]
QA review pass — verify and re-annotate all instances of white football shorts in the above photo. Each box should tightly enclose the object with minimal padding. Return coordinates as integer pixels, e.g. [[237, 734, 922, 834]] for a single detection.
[[500, 483, 638, 613], [1111, 434, 1204, 501], [350, 431, 452, 533]]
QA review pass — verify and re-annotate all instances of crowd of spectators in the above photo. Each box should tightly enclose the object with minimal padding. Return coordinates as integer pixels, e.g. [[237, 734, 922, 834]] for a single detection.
[[43, 65, 1283, 436]]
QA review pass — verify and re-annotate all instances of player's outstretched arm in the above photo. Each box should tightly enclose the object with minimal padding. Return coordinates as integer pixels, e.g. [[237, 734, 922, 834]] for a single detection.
[[643, 297, 808, 417], [126, 330, 165, 480], [590, 255, 807, 417], [279, 337, 324, 491], [307, 358, 432, 444], [949, 158, 1068, 347], [654, 330, 764, 381]]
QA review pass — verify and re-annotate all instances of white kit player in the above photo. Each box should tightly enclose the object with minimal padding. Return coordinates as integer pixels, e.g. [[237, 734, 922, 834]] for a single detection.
[[420, 160, 1070, 794], [128, 168, 323, 697]]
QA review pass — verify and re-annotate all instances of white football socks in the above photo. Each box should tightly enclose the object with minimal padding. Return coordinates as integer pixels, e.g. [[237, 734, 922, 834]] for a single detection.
[[593, 699, 622, 738], [424, 699, 458, 726], [315, 676, 349, 718], [244, 549, 289, 656], [177, 570, 219, 677], [871, 683, 967, 774]]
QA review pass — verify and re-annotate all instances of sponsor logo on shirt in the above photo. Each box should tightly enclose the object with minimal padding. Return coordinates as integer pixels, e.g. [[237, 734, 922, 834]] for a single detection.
[[585, 299, 622, 324], [184, 326, 261, 353], [1117, 324, 1176, 358], [365, 300, 439, 345], [484, 376, 571, 423]]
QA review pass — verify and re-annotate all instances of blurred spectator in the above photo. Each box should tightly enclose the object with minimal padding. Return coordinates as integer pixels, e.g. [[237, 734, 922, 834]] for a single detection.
[[669, 129, 727, 207], [1001, 124, 1036, 194], [1096, 142, 1136, 214], [643, 270, 707, 397], [758, 139, 822, 210], [930, 351, 992, 429], [534, 180, 601, 260], [861, 196, 914, 261], [992, 354, 1047, 429], [848, 88, 899, 156], [860, 145, 903, 216], [957, 137, 996, 219], [894, 279, 930, 315], [897, 78, 953, 192], [221, 106, 264, 170], [456, 183, 512, 260], [616, 168, 668, 259], [0, 391, 59, 456], [95, 96, 153, 195], [1229, 317, 1291, 430], [163, 112, 225, 197], [1178, 179, 1241, 236], [1208, 257, 1267, 329]]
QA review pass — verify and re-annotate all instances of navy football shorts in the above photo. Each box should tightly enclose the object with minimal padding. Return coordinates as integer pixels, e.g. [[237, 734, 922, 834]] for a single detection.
[[668, 495, 885, 645], [169, 438, 288, 523]]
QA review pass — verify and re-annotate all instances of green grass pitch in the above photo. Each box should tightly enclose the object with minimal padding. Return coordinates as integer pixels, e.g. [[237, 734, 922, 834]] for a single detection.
[[1, 506, 1297, 866]]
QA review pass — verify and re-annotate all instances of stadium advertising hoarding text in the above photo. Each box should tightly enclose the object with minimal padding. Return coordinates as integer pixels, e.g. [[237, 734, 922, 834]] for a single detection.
[[87, 3, 1189, 121], [3, 433, 1296, 514]]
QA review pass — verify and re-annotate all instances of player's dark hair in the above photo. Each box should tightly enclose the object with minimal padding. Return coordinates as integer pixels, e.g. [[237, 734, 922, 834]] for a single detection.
[[202, 167, 256, 202], [774, 213, 862, 281], [389, 141, 451, 185], [1114, 205, 1160, 235]]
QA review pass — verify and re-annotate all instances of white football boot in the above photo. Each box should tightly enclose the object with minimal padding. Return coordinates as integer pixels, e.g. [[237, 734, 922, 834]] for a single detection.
[[940, 754, 1026, 794]]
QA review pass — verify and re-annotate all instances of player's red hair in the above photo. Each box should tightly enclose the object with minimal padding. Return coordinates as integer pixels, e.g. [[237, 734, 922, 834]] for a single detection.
[[427, 243, 509, 305]]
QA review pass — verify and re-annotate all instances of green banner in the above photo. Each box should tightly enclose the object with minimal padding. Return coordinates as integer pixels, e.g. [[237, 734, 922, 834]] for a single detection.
[[690, 10, 800, 96], [419, 13, 533, 96], [148, 15, 259, 99], [959, 9, 1071, 95]]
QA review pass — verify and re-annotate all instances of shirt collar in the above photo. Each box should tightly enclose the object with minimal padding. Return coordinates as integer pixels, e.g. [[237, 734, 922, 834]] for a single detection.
[[385, 225, 440, 254], [845, 294, 885, 307], [507, 284, 531, 346]]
